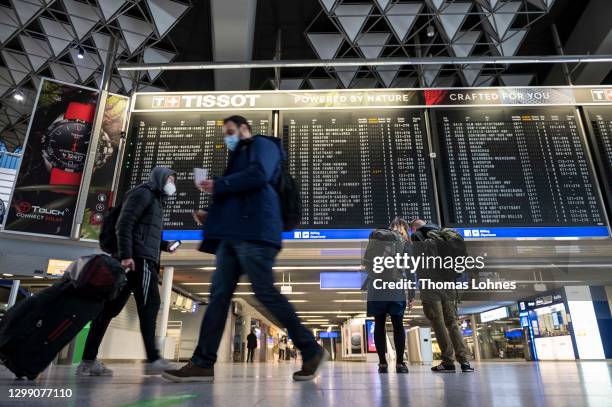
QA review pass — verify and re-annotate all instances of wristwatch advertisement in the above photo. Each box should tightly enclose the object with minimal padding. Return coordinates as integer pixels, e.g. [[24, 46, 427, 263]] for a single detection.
[[41, 102, 95, 193], [3, 79, 100, 237]]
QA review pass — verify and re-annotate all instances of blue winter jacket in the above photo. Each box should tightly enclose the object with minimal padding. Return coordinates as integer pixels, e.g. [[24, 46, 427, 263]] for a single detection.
[[199, 135, 283, 253]]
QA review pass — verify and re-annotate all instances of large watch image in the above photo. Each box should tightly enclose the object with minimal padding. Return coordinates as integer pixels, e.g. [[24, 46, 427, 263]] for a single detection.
[[41, 102, 95, 189]]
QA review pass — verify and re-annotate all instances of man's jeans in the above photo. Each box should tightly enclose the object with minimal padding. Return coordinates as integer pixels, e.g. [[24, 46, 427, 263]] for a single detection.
[[422, 289, 469, 365], [192, 240, 319, 368]]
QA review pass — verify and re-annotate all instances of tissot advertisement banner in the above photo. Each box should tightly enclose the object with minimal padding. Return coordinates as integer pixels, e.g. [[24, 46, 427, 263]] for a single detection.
[[132, 86, 612, 112], [79, 94, 130, 240], [3, 79, 99, 237]]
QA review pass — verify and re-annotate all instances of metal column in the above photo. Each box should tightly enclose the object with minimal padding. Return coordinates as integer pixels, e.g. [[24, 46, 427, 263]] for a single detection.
[[7, 279, 20, 308]]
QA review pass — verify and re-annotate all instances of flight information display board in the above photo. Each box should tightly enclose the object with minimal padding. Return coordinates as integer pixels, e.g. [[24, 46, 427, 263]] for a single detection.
[[431, 107, 608, 238], [282, 109, 436, 233], [583, 106, 612, 216], [120, 111, 271, 233]]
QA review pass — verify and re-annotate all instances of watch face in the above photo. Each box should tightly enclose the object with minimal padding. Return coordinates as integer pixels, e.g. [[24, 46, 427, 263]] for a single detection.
[[42, 120, 92, 172]]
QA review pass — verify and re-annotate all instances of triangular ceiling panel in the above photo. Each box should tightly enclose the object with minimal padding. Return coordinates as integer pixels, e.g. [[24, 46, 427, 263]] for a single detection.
[[99, 0, 126, 22], [334, 4, 373, 42], [356, 33, 390, 59], [309, 78, 338, 89], [92, 32, 112, 63], [1, 50, 31, 84], [39, 18, 74, 56], [423, 65, 442, 87], [119, 75, 133, 93], [320, 0, 337, 13], [375, 0, 390, 12], [335, 66, 359, 88], [434, 75, 456, 87], [428, 0, 444, 11], [279, 79, 304, 90], [499, 29, 526, 55], [461, 64, 483, 86], [307, 33, 343, 59], [385, 3, 422, 42], [0, 8, 20, 44], [146, 0, 189, 37], [452, 31, 481, 57], [69, 48, 101, 81], [143, 47, 175, 81], [439, 2, 471, 41], [49, 62, 79, 83], [487, 1, 521, 41], [500, 74, 534, 86], [63, 0, 99, 40], [0, 67, 13, 86], [11, 0, 41, 25], [376, 65, 401, 87], [526, 0, 556, 9], [19, 35, 52, 71], [393, 76, 418, 88], [475, 75, 495, 86], [118, 15, 154, 54], [354, 77, 378, 89]]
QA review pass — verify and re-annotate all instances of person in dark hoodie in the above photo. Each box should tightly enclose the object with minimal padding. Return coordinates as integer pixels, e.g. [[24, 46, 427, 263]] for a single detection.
[[409, 219, 474, 373], [77, 167, 178, 377], [163, 115, 326, 383]]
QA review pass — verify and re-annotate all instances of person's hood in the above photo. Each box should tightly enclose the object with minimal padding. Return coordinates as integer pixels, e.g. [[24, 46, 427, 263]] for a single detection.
[[148, 166, 177, 193], [411, 223, 441, 241]]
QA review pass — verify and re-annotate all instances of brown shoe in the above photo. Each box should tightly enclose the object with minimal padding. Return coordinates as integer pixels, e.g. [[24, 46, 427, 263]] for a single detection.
[[161, 361, 214, 383]]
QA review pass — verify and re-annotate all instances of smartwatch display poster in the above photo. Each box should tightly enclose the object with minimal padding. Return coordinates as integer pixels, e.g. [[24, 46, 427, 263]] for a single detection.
[[79, 94, 129, 240], [3, 79, 99, 237]]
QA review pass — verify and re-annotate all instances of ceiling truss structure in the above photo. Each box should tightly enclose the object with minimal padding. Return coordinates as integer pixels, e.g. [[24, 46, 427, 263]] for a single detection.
[[0, 0, 192, 149], [295, 0, 557, 90]]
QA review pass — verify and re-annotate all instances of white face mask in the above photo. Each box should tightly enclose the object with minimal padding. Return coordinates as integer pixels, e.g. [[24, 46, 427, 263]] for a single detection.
[[163, 182, 176, 196]]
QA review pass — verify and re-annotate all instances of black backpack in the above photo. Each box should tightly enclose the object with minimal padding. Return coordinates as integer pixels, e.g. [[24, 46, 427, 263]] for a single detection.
[[99, 185, 153, 254], [276, 161, 301, 231], [362, 228, 406, 282], [247, 136, 301, 231], [99, 203, 123, 254]]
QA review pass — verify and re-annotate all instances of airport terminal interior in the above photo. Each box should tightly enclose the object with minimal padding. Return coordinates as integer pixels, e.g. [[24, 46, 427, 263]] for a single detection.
[[0, 0, 611, 406]]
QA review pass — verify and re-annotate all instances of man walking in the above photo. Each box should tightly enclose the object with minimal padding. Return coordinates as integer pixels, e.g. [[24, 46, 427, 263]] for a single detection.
[[77, 167, 178, 376], [163, 115, 326, 382], [410, 219, 475, 373], [246, 329, 257, 363]]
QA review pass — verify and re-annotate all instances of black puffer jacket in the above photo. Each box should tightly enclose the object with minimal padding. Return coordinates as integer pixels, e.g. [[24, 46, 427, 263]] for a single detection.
[[116, 167, 176, 262]]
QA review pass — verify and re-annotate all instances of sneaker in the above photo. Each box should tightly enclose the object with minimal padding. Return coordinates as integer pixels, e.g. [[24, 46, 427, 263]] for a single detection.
[[431, 363, 456, 373], [460, 362, 475, 372], [161, 361, 214, 383], [293, 347, 329, 381], [396, 362, 409, 374], [378, 363, 388, 374], [76, 360, 113, 377], [144, 358, 173, 375]]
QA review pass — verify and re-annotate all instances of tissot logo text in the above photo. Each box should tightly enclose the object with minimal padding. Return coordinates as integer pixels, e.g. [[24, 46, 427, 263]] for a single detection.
[[151, 94, 261, 109], [591, 89, 612, 102]]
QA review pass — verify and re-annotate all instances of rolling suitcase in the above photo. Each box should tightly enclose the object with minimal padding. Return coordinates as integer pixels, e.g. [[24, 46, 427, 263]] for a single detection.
[[0, 255, 126, 379]]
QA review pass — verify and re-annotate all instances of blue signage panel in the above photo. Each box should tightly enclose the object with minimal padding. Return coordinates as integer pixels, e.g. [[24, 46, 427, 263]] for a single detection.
[[319, 272, 365, 290]]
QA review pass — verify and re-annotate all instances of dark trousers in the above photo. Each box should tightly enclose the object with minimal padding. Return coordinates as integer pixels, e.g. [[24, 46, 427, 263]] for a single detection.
[[83, 257, 161, 363], [191, 240, 319, 368], [374, 313, 405, 365], [422, 289, 469, 365], [247, 348, 255, 362]]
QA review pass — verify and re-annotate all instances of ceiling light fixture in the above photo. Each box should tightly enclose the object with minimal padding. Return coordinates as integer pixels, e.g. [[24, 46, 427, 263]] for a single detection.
[[77, 46, 85, 59], [12, 90, 25, 102], [427, 24, 435, 37], [288, 300, 308, 303]]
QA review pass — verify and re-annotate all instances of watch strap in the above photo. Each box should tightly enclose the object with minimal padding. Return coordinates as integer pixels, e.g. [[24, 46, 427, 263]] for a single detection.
[[50, 167, 82, 190], [64, 102, 95, 124]]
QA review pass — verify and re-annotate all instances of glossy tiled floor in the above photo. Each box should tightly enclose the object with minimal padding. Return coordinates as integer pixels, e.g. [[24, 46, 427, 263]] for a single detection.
[[0, 360, 610, 407]]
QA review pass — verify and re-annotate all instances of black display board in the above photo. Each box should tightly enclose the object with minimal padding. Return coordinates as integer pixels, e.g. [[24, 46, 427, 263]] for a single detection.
[[583, 106, 612, 215], [431, 106, 607, 228], [120, 111, 272, 230], [282, 109, 437, 229]]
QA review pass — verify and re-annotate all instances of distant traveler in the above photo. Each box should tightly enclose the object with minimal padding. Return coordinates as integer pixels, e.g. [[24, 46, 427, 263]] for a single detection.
[[362, 217, 413, 374], [279, 336, 287, 361], [163, 115, 326, 382], [409, 219, 474, 373], [77, 167, 179, 377], [246, 329, 257, 363]]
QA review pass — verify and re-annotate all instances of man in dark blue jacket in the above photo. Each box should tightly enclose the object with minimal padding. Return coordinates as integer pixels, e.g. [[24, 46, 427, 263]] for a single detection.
[[163, 115, 326, 383]]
